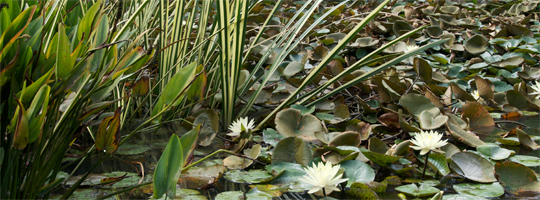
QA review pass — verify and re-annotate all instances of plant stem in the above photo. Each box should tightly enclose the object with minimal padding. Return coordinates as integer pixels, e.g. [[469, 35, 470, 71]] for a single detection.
[[421, 150, 431, 180], [323, 187, 327, 197]]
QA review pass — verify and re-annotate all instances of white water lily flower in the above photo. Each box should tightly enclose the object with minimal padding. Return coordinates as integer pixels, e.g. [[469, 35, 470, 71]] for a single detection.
[[530, 81, 540, 99], [227, 117, 254, 137], [471, 90, 481, 100], [405, 44, 419, 53], [299, 162, 349, 195], [410, 130, 448, 155]]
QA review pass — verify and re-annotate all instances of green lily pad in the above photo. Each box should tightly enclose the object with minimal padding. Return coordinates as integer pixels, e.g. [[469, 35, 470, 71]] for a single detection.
[[464, 35, 489, 55], [439, 5, 459, 14], [266, 162, 311, 192], [215, 191, 243, 200], [453, 182, 504, 198], [246, 188, 273, 200], [151, 188, 207, 200], [275, 108, 323, 142], [328, 131, 362, 147], [476, 143, 513, 160], [516, 128, 540, 150], [442, 194, 487, 200], [422, 153, 450, 176], [395, 183, 440, 197], [178, 164, 226, 189], [262, 128, 284, 147], [282, 61, 304, 79], [451, 152, 497, 183], [495, 161, 540, 196], [347, 188, 379, 199], [419, 110, 448, 130], [360, 148, 402, 167], [224, 169, 275, 184], [507, 155, 540, 167], [447, 122, 486, 148], [400, 93, 440, 117], [340, 160, 376, 187], [425, 26, 443, 38], [115, 143, 151, 155], [271, 137, 312, 166]]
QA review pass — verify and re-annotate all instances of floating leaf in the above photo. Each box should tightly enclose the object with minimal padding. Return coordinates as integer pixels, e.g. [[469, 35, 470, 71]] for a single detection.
[[464, 35, 489, 55], [453, 182, 504, 198], [328, 131, 362, 147], [419, 110, 448, 130], [495, 161, 540, 195], [507, 155, 540, 167], [451, 152, 496, 183], [476, 143, 513, 160], [447, 122, 486, 148], [178, 164, 226, 189], [395, 183, 440, 197], [271, 137, 312, 166], [275, 108, 323, 142], [340, 160, 376, 187], [461, 101, 495, 130], [192, 109, 218, 146], [400, 93, 440, 117], [224, 169, 275, 184], [516, 128, 540, 150], [360, 148, 401, 167]]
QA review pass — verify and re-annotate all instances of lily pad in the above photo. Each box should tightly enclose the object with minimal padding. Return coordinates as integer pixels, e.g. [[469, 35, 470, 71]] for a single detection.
[[476, 143, 513, 160], [464, 35, 489, 55], [271, 137, 312, 166], [447, 122, 486, 148], [178, 164, 226, 189], [395, 183, 440, 197], [461, 101, 495, 130], [495, 161, 540, 195], [453, 182, 504, 198], [507, 155, 540, 167], [400, 93, 440, 117], [115, 143, 151, 155], [451, 152, 497, 183], [275, 108, 323, 142], [442, 194, 487, 200], [340, 160, 376, 187], [360, 148, 401, 167], [419, 110, 448, 130], [224, 169, 275, 184], [516, 128, 540, 150], [328, 131, 362, 147]]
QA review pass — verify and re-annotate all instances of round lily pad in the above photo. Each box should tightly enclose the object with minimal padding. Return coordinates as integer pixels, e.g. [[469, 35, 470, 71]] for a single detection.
[[224, 169, 275, 184], [451, 152, 496, 183], [395, 183, 440, 197], [340, 160, 375, 187], [275, 108, 323, 142], [507, 155, 540, 167], [453, 182, 504, 197], [464, 35, 489, 55]]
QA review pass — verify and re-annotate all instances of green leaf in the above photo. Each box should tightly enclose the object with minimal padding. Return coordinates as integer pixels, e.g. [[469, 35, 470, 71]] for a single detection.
[[395, 183, 440, 197], [151, 61, 198, 123], [340, 160, 376, 187], [77, 0, 102, 42], [179, 125, 201, 165], [0, 5, 36, 62], [495, 161, 540, 195], [153, 134, 184, 199], [476, 143, 513, 160], [12, 97, 29, 150], [275, 108, 323, 142], [56, 23, 75, 80], [271, 137, 312, 166], [224, 169, 275, 184], [453, 182, 504, 198], [507, 155, 540, 167], [451, 152, 496, 183]]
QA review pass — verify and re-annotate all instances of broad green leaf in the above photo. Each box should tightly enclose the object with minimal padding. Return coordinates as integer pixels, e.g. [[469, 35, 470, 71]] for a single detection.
[[56, 23, 75, 80], [271, 137, 312, 166], [0, 5, 36, 62], [451, 152, 496, 183], [275, 108, 322, 142], [396, 183, 440, 197], [77, 0, 102, 42], [453, 182, 504, 198], [340, 160, 375, 187], [153, 134, 184, 199], [151, 61, 198, 123], [495, 161, 540, 195], [507, 155, 540, 167], [27, 85, 50, 143], [179, 125, 201, 165]]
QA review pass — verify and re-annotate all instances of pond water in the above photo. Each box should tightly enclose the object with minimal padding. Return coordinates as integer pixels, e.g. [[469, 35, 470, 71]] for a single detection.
[[53, 116, 540, 199]]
